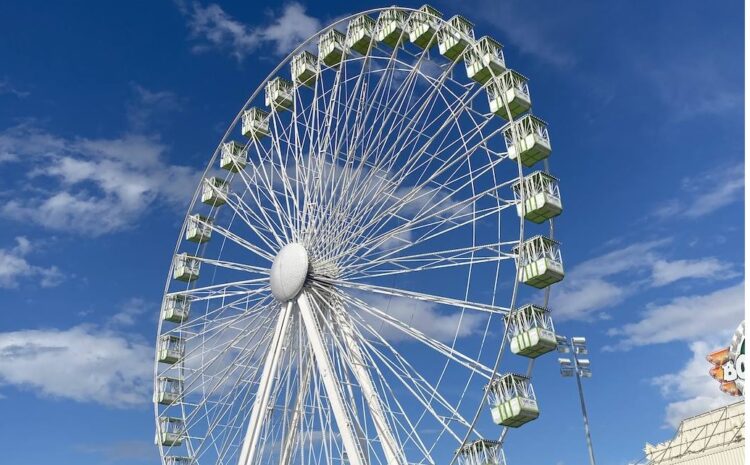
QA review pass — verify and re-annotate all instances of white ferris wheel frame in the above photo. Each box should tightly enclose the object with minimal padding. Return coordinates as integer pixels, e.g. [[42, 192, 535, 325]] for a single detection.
[[155, 6, 558, 465]]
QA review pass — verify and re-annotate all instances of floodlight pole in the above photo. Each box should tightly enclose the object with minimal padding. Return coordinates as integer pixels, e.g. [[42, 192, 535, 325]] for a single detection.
[[571, 348, 597, 465], [558, 336, 597, 465]]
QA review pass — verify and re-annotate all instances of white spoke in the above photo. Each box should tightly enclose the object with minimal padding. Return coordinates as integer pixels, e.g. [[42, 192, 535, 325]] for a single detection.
[[196, 257, 270, 276], [343, 241, 516, 280], [238, 301, 294, 465], [309, 286, 406, 465], [337, 289, 493, 379], [297, 291, 368, 465], [315, 277, 510, 315]]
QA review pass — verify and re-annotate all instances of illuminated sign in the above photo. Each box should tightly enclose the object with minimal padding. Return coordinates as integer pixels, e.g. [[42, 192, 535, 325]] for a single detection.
[[707, 320, 745, 396]]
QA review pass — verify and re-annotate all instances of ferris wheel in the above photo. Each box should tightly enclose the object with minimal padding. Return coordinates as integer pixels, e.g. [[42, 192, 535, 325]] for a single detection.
[[154, 6, 565, 465]]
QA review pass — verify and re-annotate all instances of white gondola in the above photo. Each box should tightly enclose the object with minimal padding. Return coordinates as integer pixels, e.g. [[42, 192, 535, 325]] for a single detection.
[[407, 5, 443, 49], [376, 9, 408, 48], [505, 304, 556, 358], [185, 214, 212, 243], [465, 36, 505, 84], [513, 235, 563, 288], [158, 417, 184, 446], [201, 176, 229, 207], [219, 141, 246, 173], [502, 114, 551, 167], [457, 440, 506, 465], [346, 14, 376, 55], [264, 77, 294, 111], [437, 15, 474, 61], [162, 294, 191, 323], [165, 457, 193, 465], [173, 253, 200, 282], [512, 171, 562, 223], [487, 374, 539, 428], [241, 107, 270, 140], [487, 70, 531, 120], [320, 29, 346, 67], [156, 376, 183, 405], [158, 334, 185, 364], [291, 50, 318, 87]]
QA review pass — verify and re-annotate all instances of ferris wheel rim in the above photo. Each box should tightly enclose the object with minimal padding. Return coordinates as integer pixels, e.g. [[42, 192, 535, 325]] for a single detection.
[[160, 29, 516, 465], [153, 6, 557, 465]]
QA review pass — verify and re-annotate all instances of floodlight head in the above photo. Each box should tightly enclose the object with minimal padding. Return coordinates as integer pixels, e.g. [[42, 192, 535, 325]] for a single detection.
[[580, 369, 592, 378], [577, 359, 591, 368], [571, 336, 588, 354], [556, 335, 568, 345], [559, 356, 574, 377]]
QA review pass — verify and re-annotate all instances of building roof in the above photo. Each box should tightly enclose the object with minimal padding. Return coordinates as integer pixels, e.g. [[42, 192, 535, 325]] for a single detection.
[[644, 401, 744, 464]]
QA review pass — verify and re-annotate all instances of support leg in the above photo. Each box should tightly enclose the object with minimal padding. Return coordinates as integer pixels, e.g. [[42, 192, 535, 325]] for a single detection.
[[335, 308, 404, 465], [238, 301, 294, 465], [297, 291, 368, 465]]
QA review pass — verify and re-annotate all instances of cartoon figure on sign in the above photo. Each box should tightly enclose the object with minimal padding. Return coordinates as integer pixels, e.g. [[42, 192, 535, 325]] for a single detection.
[[707, 320, 745, 396]]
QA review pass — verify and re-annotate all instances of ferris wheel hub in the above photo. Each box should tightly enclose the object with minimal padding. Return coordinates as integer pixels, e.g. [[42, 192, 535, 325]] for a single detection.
[[270, 242, 309, 302]]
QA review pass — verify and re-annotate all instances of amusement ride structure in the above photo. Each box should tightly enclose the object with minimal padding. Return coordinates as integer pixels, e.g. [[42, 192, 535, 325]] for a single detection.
[[154, 6, 567, 465]]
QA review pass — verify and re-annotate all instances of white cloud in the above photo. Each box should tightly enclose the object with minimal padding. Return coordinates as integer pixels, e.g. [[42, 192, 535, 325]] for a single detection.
[[0, 237, 63, 288], [0, 124, 199, 236], [651, 257, 735, 287], [684, 164, 744, 217], [0, 325, 152, 407], [651, 339, 737, 428], [0, 77, 30, 98], [256, 3, 323, 54], [554, 279, 627, 321], [126, 84, 183, 131], [477, 0, 576, 68], [553, 239, 735, 321], [553, 240, 663, 321], [652, 163, 744, 219], [0, 84, 199, 235], [181, 2, 322, 61], [607, 282, 744, 350], [108, 298, 150, 328], [638, 47, 742, 121], [75, 440, 158, 462]]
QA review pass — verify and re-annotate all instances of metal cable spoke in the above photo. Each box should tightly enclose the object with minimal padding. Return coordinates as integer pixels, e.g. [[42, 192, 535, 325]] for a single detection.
[[336, 289, 493, 379], [316, 276, 510, 315]]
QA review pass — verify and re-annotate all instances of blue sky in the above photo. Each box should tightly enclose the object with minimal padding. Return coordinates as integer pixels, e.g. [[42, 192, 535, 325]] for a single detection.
[[0, 1, 744, 465]]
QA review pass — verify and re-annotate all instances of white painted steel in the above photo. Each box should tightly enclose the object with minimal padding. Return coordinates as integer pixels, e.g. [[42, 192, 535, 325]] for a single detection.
[[279, 360, 312, 465], [297, 292, 368, 465], [154, 6, 564, 465], [335, 308, 405, 465], [270, 243, 309, 302], [237, 301, 294, 465]]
